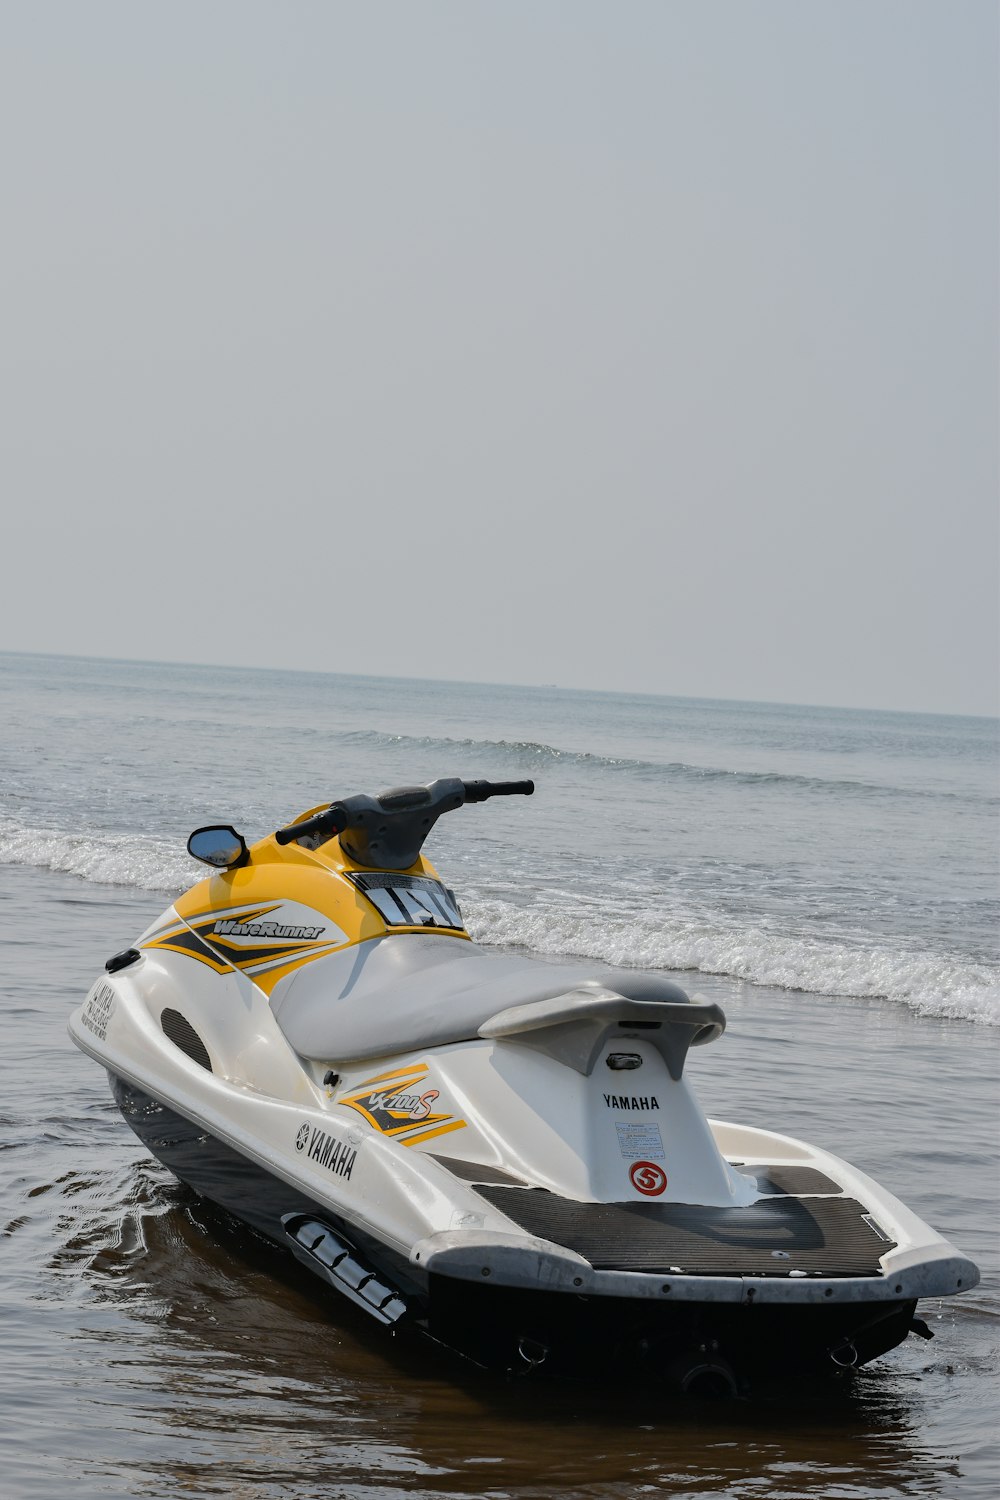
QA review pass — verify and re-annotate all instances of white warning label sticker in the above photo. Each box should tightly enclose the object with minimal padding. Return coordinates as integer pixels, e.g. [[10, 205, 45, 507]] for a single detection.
[[615, 1121, 665, 1161]]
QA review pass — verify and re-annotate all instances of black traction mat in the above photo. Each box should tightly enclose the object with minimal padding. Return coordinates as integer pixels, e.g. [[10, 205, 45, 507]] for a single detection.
[[474, 1187, 895, 1277], [432, 1155, 528, 1187], [434, 1159, 839, 1196], [735, 1165, 842, 1195]]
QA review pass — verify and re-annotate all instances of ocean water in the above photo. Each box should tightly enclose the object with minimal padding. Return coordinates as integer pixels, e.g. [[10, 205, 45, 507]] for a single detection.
[[2, 652, 996, 1024], [1, 651, 998, 1498]]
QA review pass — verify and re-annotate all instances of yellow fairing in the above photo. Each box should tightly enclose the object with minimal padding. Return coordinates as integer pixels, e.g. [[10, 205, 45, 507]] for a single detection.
[[160, 814, 469, 996]]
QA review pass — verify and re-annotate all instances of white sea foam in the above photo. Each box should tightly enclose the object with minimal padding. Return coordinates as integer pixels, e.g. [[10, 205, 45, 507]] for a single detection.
[[0, 823, 200, 893], [465, 897, 1000, 1027], [3, 821, 996, 1026]]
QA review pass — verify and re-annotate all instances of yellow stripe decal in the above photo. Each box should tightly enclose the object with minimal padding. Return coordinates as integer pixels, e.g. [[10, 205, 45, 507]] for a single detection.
[[358, 1063, 430, 1087], [143, 933, 233, 975], [403, 1120, 468, 1147]]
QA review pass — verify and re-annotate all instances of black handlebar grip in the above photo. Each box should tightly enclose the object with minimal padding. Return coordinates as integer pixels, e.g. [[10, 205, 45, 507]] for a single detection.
[[462, 779, 535, 803], [275, 806, 344, 845]]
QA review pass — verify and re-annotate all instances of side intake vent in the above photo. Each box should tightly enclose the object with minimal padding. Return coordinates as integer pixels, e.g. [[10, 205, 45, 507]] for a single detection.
[[160, 1008, 212, 1071]]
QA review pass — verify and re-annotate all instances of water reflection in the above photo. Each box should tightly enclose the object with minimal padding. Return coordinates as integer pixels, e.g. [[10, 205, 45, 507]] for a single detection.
[[45, 1181, 968, 1500], [3, 851, 991, 1500]]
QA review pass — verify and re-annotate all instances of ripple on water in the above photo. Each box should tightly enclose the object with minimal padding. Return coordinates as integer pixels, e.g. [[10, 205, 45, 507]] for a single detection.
[[1, 838, 997, 1498]]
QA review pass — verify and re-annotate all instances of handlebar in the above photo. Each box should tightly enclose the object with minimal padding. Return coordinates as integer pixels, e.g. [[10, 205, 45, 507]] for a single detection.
[[461, 779, 535, 803], [275, 805, 347, 845], [273, 778, 534, 865]]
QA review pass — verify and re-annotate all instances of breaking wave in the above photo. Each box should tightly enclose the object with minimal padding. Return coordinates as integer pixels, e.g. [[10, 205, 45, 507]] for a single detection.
[[0, 822, 200, 893], [3, 819, 994, 1027], [336, 731, 990, 804], [464, 897, 1000, 1028]]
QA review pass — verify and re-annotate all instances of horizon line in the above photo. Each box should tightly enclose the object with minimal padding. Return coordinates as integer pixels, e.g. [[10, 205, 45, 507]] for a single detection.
[[2, 647, 996, 723]]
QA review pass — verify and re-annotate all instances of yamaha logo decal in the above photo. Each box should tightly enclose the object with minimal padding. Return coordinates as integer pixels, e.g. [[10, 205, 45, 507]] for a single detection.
[[295, 1122, 357, 1180], [629, 1160, 668, 1196]]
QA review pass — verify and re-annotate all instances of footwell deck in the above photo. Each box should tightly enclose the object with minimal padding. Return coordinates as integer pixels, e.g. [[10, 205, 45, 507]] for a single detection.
[[474, 1186, 896, 1276], [732, 1164, 842, 1195]]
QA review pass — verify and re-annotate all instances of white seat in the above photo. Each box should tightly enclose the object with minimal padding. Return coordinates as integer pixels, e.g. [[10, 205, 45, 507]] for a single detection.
[[269, 934, 695, 1064]]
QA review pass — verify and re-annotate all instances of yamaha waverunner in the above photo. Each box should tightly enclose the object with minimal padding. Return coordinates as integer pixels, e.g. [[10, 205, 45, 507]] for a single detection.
[[68, 777, 978, 1393]]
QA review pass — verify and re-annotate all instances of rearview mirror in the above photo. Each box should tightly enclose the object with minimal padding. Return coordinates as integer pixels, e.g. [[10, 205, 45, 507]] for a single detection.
[[187, 825, 250, 870]]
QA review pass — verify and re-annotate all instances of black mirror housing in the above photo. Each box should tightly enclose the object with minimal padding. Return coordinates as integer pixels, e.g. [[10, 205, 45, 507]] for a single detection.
[[187, 825, 250, 870]]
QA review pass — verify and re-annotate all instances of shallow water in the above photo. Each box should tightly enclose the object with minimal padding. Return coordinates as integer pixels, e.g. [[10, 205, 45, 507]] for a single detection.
[[1, 655, 998, 1496]]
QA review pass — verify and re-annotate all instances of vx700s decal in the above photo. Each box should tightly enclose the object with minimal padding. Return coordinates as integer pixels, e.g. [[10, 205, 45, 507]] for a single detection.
[[337, 1063, 467, 1147]]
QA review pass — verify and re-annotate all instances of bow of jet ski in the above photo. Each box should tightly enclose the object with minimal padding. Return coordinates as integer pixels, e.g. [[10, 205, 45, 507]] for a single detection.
[[68, 777, 978, 1392]]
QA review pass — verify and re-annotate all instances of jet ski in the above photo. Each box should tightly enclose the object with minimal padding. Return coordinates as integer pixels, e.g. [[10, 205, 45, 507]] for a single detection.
[[68, 777, 978, 1394]]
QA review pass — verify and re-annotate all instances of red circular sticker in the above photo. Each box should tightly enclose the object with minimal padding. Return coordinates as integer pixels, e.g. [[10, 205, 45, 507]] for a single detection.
[[629, 1160, 668, 1196]]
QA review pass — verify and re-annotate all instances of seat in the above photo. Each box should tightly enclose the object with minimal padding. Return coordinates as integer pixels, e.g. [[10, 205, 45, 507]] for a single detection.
[[269, 934, 696, 1064]]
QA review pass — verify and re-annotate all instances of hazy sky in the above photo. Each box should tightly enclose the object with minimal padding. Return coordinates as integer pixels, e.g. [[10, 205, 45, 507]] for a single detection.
[[2, 2, 996, 715]]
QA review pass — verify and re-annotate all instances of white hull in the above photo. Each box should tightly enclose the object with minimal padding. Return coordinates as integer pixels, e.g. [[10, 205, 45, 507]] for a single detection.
[[69, 951, 976, 1388]]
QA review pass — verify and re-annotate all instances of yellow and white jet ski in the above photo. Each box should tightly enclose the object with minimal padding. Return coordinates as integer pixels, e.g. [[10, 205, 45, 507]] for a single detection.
[[68, 778, 978, 1393]]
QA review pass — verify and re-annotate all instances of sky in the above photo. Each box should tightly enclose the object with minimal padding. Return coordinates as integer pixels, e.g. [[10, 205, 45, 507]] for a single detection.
[[1, 1, 997, 716]]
